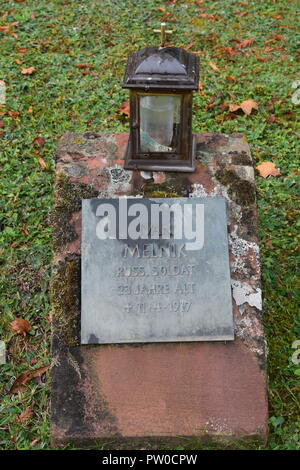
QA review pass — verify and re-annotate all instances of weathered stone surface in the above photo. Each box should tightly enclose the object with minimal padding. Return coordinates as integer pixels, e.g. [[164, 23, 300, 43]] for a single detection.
[[51, 132, 267, 446]]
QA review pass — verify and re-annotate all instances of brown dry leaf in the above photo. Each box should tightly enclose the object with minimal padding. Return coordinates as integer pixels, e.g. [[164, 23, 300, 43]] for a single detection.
[[0, 120, 3, 128], [193, 50, 205, 56], [8, 110, 20, 118], [9, 365, 50, 394], [75, 62, 94, 69], [184, 41, 194, 50], [0, 21, 19, 37], [15, 58, 22, 65], [14, 407, 33, 423], [229, 103, 241, 113], [17, 48, 28, 53], [256, 161, 281, 178], [229, 99, 258, 115], [208, 61, 219, 72], [220, 47, 237, 56], [225, 75, 238, 83], [271, 33, 283, 41], [236, 38, 255, 49], [21, 67, 35, 75], [257, 57, 271, 63], [38, 156, 47, 169], [28, 106, 33, 114], [199, 13, 215, 19], [10, 318, 31, 336], [240, 99, 258, 115], [33, 136, 45, 147], [120, 101, 130, 116]]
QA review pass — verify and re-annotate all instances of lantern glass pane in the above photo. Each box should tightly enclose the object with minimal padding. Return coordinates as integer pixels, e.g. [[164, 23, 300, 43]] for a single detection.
[[139, 95, 181, 153]]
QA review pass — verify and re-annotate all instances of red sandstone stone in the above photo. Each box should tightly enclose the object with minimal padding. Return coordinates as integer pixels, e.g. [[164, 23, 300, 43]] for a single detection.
[[51, 132, 268, 447]]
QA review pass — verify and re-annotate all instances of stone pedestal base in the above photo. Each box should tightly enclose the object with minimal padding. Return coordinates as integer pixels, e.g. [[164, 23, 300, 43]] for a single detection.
[[50, 132, 268, 446]]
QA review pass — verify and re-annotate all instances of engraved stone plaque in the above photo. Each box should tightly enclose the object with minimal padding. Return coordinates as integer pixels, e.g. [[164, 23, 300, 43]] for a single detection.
[[81, 197, 234, 344]]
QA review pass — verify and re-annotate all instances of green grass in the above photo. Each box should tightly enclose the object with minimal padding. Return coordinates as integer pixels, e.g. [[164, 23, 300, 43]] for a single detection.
[[0, 0, 299, 450]]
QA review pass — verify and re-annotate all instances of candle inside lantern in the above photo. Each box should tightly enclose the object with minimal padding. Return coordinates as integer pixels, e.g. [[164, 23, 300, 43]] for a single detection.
[[139, 95, 181, 153]]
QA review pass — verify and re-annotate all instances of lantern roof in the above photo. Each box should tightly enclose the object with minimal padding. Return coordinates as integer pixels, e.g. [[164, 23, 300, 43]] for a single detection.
[[122, 47, 199, 90]]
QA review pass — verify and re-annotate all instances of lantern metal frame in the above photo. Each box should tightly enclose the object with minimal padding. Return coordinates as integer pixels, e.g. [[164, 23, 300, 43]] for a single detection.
[[122, 47, 199, 173]]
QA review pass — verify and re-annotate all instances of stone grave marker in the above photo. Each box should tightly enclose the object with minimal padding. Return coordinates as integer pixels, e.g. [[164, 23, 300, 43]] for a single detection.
[[50, 132, 268, 446]]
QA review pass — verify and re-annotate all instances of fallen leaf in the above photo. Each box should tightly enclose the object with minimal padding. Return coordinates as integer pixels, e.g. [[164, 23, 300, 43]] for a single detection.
[[28, 106, 33, 114], [229, 99, 258, 115], [9, 365, 49, 394], [198, 80, 203, 90], [14, 407, 33, 423], [38, 156, 47, 169], [235, 38, 255, 49], [15, 58, 22, 65], [256, 161, 281, 178], [75, 63, 94, 69], [220, 47, 237, 56], [17, 47, 28, 53], [0, 120, 3, 128], [271, 34, 283, 41], [225, 75, 238, 83], [120, 101, 130, 116], [21, 67, 35, 75], [229, 103, 241, 113], [31, 439, 39, 447], [257, 57, 271, 63], [199, 13, 215, 19], [208, 61, 219, 72], [33, 136, 45, 147], [10, 318, 31, 336], [240, 99, 258, 115], [8, 110, 20, 118], [0, 21, 19, 38], [184, 41, 194, 50]]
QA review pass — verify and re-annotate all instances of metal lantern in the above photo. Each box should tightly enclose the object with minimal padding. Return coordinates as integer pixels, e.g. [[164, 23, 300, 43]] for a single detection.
[[122, 35, 199, 172]]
